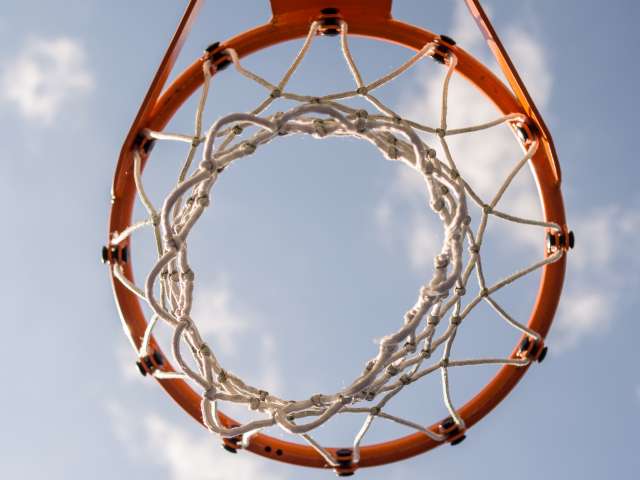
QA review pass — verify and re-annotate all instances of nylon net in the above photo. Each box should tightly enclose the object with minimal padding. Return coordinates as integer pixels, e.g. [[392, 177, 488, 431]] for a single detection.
[[111, 20, 565, 466]]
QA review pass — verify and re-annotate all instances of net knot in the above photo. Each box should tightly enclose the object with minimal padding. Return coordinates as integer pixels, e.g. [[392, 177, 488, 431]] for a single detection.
[[386, 135, 399, 159], [432, 197, 446, 211], [399, 374, 412, 386], [270, 88, 282, 99], [204, 386, 217, 400], [436, 127, 446, 137], [355, 109, 368, 132], [217, 369, 228, 384], [310, 394, 324, 407], [469, 244, 480, 254], [181, 269, 195, 281], [420, 159, 435, 175], [242, 141, 257, 154], [404, 308, 418, 322], [199, 343, 212, 356], [420, 348, 432, 359], [249, 397, 261, 410], [435, 255, 449, 269], [483, 204, 493, 214], [451, 315, 462, 326], [356, 86, 368, 95], [403, 340, 417, 352], [313, 119, 328, 137], [164, 236, 182, 252], [427, 314, 441, 325], [200, 159, 216, 172], [196, 195, 210, 207], [231, 125, 243, 135], [480, 288, 489, 298], [454, 286, 466, 296], [370, 406, 380, 416], [462, 215, 472, 226], [386, 364, 399, 376]]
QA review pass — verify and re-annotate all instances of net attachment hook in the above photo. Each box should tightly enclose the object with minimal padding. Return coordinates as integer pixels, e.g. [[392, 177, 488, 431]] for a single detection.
[[221, 427, 242, 453], [101, 244, 128, 264], [318, 7, 343, 36], [333, 448, 357, 477], [136, 350, 165, 376], [546, 229, 575, 253], [439, 416, 467, 446], [432, 34, 457, 64], [518, 336, 548, 363], [204, 41, 232, 72]]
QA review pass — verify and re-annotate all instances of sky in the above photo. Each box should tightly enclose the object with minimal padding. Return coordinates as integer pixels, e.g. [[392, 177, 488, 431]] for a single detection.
[[0, 1, 639, 479]]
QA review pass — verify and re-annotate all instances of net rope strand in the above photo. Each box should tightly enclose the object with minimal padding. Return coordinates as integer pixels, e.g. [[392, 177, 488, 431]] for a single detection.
[[111, 20, 565, 466]]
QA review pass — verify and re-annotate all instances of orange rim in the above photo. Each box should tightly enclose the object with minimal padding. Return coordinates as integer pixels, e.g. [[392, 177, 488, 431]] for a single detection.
[[108, 0, 567, 471]]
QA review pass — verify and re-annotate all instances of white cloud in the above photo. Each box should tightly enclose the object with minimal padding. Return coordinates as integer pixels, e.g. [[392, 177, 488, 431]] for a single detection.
[[408, 215, 442, 270], [376, 2, 552, 270], [190, 281, 283, 392], [106, 401, 286, 480], [107, 282, 286, 479], [105, 400, 146, 459], [552, 289, 612, 352], [549, 204, 640, 352], [144, 414, 285, 480], [116, 341, 147, 383], [114, 279, 283, 394], [1, 36, 94, 124], [191, 283, 251, 356], [570, 205, 640, 271], [108, 279, 286, 477], [373, 4, 637, 357]]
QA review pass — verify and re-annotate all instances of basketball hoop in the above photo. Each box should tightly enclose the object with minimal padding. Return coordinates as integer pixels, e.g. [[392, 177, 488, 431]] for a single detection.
[[105, 0, 572, 475]]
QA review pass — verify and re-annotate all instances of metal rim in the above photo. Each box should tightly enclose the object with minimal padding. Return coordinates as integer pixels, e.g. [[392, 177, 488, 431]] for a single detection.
[[109, 2, 567, 470]]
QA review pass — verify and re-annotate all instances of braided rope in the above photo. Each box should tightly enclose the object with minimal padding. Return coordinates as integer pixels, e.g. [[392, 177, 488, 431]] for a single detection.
[[112, 21, 564, 466]]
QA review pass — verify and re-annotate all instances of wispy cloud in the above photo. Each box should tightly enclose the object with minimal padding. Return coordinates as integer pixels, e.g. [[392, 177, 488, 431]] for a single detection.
[[551, 205, 640, 352], [553, 289, 611, 352], [376, 2, 552, 270], [109, 278, 286, 478], [1, 36, 94, 124], [106, 401, 286, 480], [373, 4, 639, 357], [144, 414, 285, 480], [192, 280, 283, 392], [191, 282, 251, 356], [115, 278, 283, 393]]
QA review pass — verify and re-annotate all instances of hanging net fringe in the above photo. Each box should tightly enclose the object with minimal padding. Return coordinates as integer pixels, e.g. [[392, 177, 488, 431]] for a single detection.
[[112, 20, 564, 466]]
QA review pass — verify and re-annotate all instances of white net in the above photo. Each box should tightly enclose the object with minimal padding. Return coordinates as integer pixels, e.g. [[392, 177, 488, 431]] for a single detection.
[[111, 20, 565, 466]]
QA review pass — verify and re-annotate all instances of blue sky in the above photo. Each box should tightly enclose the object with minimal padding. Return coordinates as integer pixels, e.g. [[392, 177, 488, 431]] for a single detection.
[[1, 1, 638, 479]]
